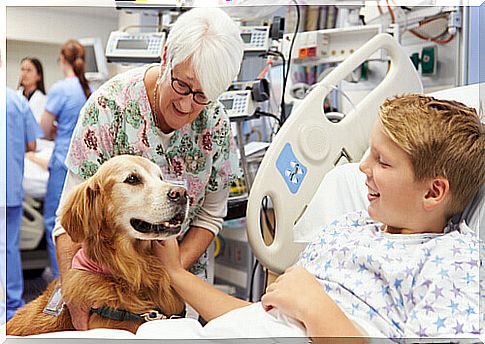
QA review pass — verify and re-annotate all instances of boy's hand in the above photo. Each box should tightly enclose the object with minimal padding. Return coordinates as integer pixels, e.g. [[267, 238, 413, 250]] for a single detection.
[[262, 266, 362, 337], [261, 266, 327, 324], [153, 238, 183, 274]]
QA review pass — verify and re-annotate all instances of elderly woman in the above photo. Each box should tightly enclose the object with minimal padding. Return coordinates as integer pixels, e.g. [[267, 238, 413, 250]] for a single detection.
[[53, 7, 244, 329]]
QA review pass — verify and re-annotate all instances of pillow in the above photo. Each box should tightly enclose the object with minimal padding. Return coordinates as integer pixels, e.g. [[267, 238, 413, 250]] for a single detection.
[[293, 163, 368, 243], [293, 163, 483, 243]]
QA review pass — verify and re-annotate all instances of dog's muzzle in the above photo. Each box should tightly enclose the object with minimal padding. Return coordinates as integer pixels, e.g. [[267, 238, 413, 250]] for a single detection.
[[130, 211, 185, 235]]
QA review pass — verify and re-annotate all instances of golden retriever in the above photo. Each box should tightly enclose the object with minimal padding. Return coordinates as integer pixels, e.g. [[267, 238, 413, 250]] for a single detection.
[[7, 155, 187, 335]]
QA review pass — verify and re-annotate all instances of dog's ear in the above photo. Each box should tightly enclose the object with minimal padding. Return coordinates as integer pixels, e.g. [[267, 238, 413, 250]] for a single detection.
[[60, 177, 102, 243]]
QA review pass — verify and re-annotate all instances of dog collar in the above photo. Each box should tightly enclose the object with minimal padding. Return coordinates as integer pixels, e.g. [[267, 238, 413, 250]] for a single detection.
[[90, 307, 186, 322]]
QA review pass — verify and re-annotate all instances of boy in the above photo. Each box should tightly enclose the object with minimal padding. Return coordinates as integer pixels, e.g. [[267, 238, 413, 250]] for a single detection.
[[155, 94, 484, 338]]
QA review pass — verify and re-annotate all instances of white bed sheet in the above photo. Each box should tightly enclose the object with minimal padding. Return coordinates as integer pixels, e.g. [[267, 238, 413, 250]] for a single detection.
[[9, 303, 308, 340], [23, 139, 54, 200]]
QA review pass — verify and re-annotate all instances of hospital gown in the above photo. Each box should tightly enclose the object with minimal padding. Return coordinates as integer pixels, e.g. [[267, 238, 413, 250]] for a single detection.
[[297, 210, 481, 338]]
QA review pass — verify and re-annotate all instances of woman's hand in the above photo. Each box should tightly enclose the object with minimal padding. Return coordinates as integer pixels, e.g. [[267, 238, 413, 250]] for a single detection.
[[153, 238, 184, 275], [261, 266, 326, 324]]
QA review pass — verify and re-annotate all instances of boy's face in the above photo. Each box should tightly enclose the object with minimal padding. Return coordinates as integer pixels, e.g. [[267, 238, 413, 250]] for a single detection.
[[359, 121, 429, 233]]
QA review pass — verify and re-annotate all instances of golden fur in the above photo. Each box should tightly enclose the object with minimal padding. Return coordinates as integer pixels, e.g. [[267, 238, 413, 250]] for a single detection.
[[7, 155, 187, 335]]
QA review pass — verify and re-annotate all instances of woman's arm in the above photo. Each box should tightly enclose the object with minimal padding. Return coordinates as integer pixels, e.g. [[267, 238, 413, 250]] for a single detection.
[[40, 110, 57, 140], [178, 226, 215, 270], [261, 266, 362, 338], [154, 239, 250, 321], [179, 188, 227, 269]]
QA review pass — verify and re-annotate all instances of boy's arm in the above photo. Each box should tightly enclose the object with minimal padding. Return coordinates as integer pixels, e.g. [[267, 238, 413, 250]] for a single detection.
[[154, 239, 250, 321]]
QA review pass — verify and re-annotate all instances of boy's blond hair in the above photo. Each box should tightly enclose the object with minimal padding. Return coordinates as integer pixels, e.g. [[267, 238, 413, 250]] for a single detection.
[[379, 94, 484, 218]]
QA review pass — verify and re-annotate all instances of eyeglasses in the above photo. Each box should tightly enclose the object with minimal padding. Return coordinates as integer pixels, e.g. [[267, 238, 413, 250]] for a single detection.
[[170, 69, 210, 106]]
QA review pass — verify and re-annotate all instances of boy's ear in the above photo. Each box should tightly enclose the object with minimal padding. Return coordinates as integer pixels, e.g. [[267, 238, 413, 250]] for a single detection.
[[423, 177, 450, 211]]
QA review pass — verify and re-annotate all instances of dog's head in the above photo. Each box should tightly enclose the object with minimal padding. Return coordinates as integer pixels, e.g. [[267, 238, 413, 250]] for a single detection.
[[60, 155, 189, 244]]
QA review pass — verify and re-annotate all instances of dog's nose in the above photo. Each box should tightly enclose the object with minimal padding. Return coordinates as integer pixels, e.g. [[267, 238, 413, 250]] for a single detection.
[[168, 186, 188, 205]]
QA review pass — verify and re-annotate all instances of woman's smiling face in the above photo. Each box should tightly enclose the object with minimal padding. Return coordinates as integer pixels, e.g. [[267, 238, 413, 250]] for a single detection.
[[156, 59, 206, 132]]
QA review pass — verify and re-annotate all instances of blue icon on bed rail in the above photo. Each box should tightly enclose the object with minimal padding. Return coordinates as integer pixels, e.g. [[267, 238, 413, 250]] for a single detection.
[[276, 143, 307, 194]]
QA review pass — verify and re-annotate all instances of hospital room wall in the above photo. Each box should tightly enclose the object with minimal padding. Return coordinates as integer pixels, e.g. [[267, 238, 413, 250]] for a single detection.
[[6, 6, 119, 90]]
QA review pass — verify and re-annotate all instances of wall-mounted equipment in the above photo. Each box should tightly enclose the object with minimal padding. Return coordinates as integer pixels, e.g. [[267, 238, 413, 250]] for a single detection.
[[218, 79, 270, 119], [240, 26, 270, 52], [281, 24, 382, 64], [409, 45, 438, 76], [105, 31, 166, 64], [219, 90, 255, 119]]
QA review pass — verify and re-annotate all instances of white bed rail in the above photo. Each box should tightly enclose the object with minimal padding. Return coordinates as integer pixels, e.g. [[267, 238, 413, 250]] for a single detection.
[[246, 33, 423, 274]]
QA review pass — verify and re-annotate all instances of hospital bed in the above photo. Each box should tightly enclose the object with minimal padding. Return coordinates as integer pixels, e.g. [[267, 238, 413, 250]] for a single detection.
[[20, 139, 53, 270], [6, 33, 483, 340]]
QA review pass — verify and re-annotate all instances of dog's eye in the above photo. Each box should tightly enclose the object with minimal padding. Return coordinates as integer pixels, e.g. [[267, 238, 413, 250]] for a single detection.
[[124, 174, 141, 185]]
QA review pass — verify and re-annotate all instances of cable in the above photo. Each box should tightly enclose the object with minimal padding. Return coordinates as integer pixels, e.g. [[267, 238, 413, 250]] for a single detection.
[[280, 0, 300, 124], [257, 50, 286, 132], [254, 110, 282, 127], [261, 196, 275, 238], [386, 0, 396, 23], [377, 4, 383, 15], [409, 30, 455, 44], [264, 50, 287, 79], [248, 260, 259, 302], [257, 59, 273, 80], [407, 14, 453, 44]]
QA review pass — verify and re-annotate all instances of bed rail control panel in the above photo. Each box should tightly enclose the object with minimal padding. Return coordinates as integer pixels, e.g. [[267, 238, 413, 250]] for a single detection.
[[106, 31, 166, 64]]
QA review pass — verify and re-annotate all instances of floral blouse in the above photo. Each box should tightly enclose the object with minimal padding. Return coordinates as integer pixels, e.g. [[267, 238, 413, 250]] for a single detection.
[[65, 65, 241, 275]]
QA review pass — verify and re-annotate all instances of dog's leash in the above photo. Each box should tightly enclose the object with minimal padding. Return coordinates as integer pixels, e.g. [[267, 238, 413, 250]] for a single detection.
[[90, 307, 186, 322]]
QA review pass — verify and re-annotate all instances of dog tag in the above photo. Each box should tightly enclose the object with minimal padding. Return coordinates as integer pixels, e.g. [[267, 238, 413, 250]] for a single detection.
[[43, 282, 65, 316]]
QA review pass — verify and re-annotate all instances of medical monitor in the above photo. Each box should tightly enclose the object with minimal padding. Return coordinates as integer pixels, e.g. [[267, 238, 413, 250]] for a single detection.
[[79, 37, 109, 81]]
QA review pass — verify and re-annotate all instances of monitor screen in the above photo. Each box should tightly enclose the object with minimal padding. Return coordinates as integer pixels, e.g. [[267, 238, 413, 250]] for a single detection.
[[220, 98, 234, 110], [79, 37, 108, 81], [241, 33, 252, 44], [116, 39, 148, 50], [83, 45, 98, 73]]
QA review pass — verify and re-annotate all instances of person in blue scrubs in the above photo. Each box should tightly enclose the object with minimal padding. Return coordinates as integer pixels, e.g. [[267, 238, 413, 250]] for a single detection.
[[5, 87, 40, 320], [40, 40, 91, 278]]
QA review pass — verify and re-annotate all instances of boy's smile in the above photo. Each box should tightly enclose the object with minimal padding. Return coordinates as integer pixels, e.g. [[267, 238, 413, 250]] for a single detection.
[[359, 121, 431, 234]]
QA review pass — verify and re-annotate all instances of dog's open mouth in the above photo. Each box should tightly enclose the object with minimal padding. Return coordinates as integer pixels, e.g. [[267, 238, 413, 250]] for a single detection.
[[130, 213, 185, 234]]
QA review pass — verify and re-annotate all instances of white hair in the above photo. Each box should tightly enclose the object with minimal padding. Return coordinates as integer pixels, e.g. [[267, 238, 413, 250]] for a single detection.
[[164, 7, 244, 101]]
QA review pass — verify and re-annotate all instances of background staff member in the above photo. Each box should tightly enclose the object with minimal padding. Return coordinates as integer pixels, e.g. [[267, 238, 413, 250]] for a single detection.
[[17, 57, 47, 124], [40, 39, 92, 278], [6, 87, 41, 320]]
